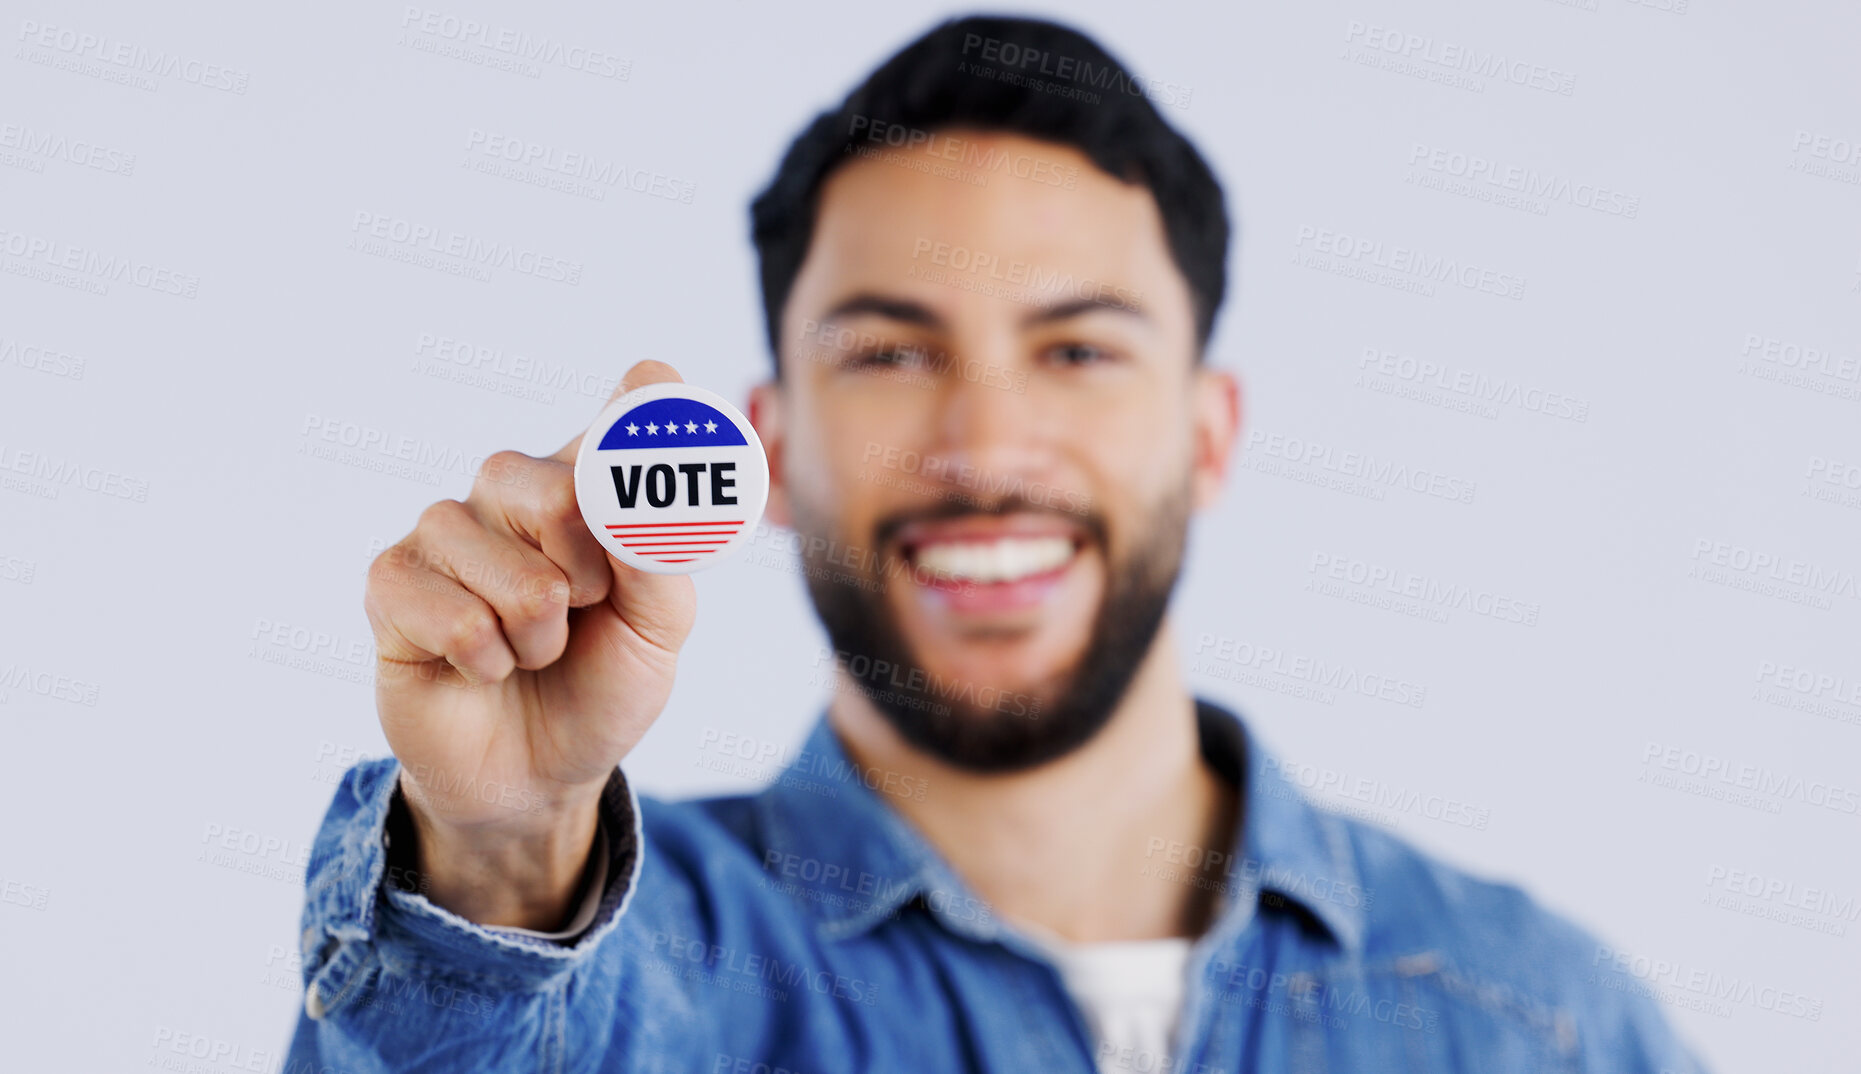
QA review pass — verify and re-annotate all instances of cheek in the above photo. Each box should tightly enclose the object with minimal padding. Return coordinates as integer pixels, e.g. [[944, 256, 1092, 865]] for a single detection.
[[787, 392, 903, 529], [1093, 457, 1193, 569], [822, 389, 929, 481], [1072, 401, 1192, 510], [777, 399, 841, 521]]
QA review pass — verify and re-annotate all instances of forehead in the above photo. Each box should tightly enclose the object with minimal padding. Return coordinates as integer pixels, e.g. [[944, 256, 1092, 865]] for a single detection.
[[794, 131, 1183, 315]]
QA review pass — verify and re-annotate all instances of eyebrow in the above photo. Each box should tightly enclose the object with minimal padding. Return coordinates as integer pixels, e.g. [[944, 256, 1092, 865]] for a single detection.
[[817, 291, 1148, 333], [820, 293, 946, 331], [1020, 295, 1148, 328]]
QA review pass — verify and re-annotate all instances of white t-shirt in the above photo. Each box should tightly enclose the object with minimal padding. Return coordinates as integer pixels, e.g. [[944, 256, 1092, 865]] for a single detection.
[[1040, 934, 1196, 1074]]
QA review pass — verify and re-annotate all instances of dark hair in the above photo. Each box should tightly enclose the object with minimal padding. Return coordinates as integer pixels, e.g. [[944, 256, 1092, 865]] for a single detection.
[[749, 14, 1230, 370]]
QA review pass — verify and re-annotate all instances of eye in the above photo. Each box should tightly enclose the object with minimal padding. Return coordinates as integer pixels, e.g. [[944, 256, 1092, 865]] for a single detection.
[[853, 345, 929, 370], [1042, 342, 1114, 367]]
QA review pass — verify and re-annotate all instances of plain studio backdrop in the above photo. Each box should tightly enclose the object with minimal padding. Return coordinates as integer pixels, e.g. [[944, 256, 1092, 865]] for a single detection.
[[1, 1, 1855, 1070]]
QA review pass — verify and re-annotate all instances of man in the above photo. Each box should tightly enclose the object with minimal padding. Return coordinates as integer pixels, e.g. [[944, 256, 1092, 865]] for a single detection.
[[291, 15, 1708, 1073]]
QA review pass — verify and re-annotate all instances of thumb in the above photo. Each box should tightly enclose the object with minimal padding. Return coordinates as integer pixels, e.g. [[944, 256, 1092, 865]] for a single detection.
[[552, 360, 685, 465]]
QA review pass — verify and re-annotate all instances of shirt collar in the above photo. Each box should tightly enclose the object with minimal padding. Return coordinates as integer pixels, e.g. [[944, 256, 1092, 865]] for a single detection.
[[753, 698, 1366, 956], [752, 717, 986, 943], [1199, 700, 1367, 957]]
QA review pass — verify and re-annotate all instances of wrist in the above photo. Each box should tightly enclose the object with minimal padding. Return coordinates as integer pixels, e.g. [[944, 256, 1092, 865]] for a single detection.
[[395, 769, 605, 930]]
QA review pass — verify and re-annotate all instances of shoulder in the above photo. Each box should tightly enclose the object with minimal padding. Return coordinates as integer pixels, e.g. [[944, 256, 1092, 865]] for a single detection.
[[1332, 813, 1710, 1071], [1342, 817, 1580, 981]]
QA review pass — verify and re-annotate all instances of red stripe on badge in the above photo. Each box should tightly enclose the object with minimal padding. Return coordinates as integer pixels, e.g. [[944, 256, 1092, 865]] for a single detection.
[[607, 521, 746, 529]]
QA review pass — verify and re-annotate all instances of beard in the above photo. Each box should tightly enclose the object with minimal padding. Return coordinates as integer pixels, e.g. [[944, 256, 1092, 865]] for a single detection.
[[791, 479, 1192, 773]]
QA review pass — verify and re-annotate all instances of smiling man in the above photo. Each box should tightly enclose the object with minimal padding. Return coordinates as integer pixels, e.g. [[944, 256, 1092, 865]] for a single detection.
[[291, 15, 1708, 1073]]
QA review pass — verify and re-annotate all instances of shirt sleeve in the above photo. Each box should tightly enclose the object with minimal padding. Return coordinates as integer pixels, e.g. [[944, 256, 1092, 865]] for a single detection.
[[285, 757, 647, 1071]]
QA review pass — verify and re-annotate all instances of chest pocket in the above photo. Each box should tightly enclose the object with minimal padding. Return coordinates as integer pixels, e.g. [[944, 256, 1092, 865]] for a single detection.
[[1300, 951, 1580, 1074]]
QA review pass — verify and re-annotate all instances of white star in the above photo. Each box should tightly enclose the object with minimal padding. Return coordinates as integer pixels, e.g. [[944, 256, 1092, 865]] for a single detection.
[[625, 423, 639, 436], [703, 420, 718, 433], [665, 422, 678, 434], [646, 423, 658, 434], [685, 421, 699, 434]]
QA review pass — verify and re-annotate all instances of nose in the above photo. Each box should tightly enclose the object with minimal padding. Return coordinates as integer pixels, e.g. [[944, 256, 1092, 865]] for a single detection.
[[925, 346, 1052, 500]]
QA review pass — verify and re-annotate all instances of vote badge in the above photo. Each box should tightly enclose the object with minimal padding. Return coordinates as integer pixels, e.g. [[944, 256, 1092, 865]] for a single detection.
[[573, 382, 768, 575]]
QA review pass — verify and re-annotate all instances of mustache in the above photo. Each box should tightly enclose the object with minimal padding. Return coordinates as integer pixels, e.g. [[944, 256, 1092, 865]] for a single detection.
[[871, 494, 1108, 553]]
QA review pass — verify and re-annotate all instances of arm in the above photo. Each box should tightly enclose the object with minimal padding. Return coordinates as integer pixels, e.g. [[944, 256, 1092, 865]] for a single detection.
[[288, 361, 698, 1070], [287, 759, 651, 1072]]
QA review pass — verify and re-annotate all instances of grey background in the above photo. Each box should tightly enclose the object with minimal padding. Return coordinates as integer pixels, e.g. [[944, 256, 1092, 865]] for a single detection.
[[1, 1, 1856, 1069]]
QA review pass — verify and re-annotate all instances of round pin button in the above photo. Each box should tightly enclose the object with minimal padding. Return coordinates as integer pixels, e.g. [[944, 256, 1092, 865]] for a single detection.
[[573, 382, 768, 575]]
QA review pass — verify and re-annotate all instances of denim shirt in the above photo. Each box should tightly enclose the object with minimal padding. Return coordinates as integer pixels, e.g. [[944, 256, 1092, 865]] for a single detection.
[[288, 700, 1710, 1073]]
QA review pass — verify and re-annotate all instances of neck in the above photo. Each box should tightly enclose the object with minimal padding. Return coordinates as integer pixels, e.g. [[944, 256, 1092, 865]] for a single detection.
[[829, 621, 1239, 943]]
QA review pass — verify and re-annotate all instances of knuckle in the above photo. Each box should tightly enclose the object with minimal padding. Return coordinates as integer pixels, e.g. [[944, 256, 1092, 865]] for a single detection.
[[364, 550, 395, 592], [536, 464, 580, 524], [363, 564, 394, 613], [477, 450, 533, 491], [366, 542, 422, 591], [417, 498, 471, 534], [510, 568, 567, 622], [361, 577, 392, 631], [445, 607, 503, 662]]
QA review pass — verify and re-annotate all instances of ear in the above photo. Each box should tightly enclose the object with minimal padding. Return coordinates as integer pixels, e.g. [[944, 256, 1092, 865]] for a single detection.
[[1189, 366, 1242, 513], [749, 379, 791, 528]]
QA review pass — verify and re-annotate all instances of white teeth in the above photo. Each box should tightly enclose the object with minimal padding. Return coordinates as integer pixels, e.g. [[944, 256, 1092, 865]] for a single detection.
[[914, 536, 1075, 584]]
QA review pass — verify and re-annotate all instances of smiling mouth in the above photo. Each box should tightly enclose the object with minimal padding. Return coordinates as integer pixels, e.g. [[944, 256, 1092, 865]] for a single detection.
[[903, 534, 1083, 586]]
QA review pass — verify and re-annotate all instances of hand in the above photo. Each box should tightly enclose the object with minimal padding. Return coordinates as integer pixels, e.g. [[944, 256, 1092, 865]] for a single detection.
[[363, 361, 697, 927]]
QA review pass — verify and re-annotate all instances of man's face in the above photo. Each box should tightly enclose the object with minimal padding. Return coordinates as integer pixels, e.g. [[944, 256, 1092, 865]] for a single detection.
[[753, 132, 1237, 771]]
